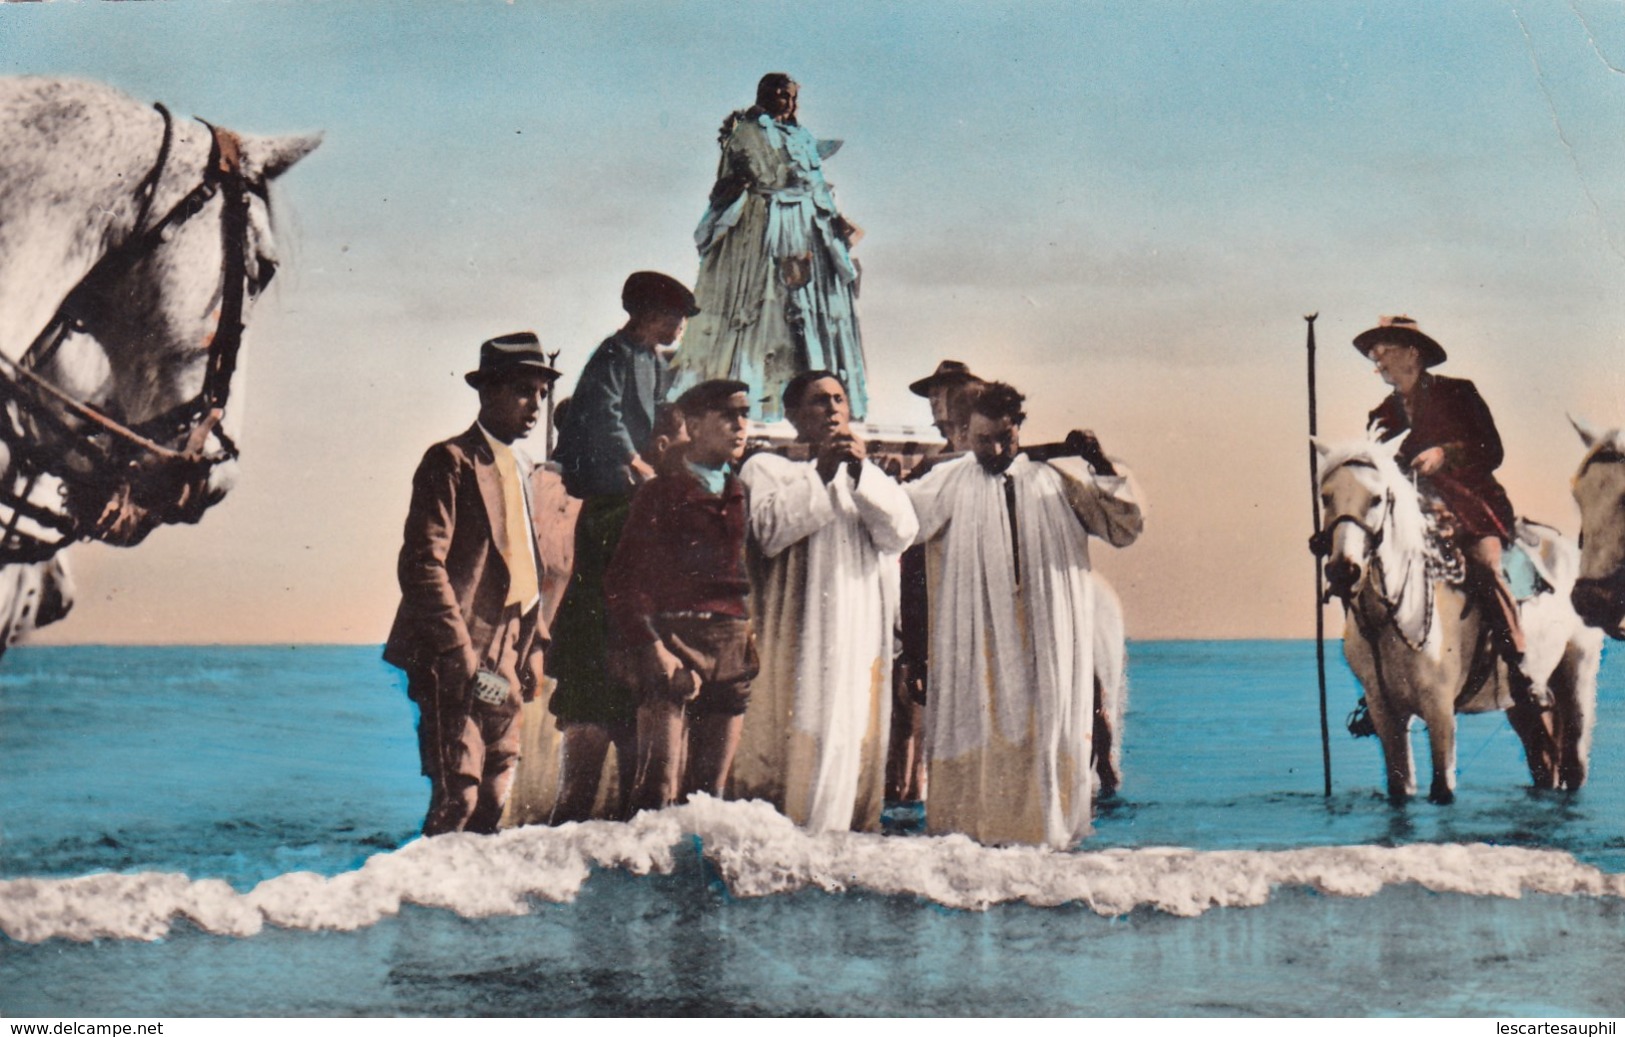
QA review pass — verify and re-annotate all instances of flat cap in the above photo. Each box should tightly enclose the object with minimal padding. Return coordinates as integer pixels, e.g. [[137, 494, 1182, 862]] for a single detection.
[[622, 271, 700, 317], [675, 379, 751, 415]]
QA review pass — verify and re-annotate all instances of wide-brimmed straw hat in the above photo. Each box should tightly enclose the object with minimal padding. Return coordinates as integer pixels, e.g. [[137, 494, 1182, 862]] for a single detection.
[[464, 331, 561, 388], [908, 359, 981, 397], [1352, 315, 1447, 368]]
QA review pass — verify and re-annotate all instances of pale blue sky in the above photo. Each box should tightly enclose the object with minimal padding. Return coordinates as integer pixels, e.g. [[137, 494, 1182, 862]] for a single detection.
[[5, 0, 1623, 642]]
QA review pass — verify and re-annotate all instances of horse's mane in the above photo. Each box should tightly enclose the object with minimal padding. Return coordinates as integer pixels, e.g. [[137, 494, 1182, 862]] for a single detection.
[[1319, 435, 1446, 647]]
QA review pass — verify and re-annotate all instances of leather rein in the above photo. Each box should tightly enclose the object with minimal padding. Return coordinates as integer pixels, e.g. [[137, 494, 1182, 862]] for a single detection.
[[0, 102, 263, 563]]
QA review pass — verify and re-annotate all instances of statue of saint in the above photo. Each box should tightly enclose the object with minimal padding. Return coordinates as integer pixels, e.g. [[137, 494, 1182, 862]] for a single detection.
[[670, 73, 868, 422]]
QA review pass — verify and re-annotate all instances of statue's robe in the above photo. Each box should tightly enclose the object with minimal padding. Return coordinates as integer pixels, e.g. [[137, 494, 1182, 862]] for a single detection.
[[672, 114, 866, 422], [905, 454, 1142, 848], [731, 452, 917, 831]]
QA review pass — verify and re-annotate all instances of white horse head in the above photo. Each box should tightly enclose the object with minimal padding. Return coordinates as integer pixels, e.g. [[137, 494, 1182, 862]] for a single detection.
[[0, 77, 318, 644], [1569, 416, 1625, 637], [1313, 432, 1434, 646]]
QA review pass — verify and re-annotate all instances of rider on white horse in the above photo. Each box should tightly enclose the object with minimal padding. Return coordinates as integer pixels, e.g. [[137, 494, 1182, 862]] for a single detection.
[[1353, 315, 1530, 683]]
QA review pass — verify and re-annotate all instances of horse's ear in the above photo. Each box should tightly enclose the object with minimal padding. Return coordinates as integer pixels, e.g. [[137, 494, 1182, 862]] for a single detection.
[[241, 132, 323, 183], [1570, 415, 1601, 449], [1378, 429, 1410, 458], [1310, 435, 1331, 459]]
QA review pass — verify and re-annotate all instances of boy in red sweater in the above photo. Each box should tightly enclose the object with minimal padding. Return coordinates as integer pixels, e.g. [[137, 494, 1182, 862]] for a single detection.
[[606, 379, 757, 811]]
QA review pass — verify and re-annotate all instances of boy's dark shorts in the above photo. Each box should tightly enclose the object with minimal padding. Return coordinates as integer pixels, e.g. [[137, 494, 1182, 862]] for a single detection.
[[652, 613, 758, 716]]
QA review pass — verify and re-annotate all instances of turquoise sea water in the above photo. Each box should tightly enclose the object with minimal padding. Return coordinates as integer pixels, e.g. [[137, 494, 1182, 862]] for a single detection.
[[1, 641, 1622, 1016]]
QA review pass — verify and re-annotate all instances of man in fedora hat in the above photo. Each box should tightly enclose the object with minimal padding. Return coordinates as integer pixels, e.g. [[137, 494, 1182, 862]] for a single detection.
[[1354, 314, 1527, 666], [908, 359, 982, 446], [384, 331, 559, 836], [546, 271, 700, 822]]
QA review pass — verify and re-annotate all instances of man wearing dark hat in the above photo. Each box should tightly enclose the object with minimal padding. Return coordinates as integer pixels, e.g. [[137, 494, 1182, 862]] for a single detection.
[[554, 271, 700, 498], [604, 379, 758, 812], [884, 361, 984, 832], [909, 359, 982, 446], [384, 332, 559, 836], [544, 271, 699, 822], [1354, 315, 1526, 665]]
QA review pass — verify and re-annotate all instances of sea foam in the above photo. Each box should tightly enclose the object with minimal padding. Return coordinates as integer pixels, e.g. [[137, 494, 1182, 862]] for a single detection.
[[2, 796, 1622, 944]]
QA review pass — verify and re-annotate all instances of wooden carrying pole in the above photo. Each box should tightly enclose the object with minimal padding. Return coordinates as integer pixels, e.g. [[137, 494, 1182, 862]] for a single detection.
[[1305, 312, 1332, 797], [544, 349, 561, 460]]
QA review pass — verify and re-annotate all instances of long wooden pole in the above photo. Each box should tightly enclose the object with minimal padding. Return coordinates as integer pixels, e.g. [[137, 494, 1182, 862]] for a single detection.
[[545, 349, 561, 460], [1306, 312, 1332, 797]]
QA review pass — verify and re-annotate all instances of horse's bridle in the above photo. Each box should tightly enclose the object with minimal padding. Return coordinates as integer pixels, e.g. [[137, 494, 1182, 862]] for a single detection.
[[0, 102, 266, 562], [1308, 507, 1388, 561], [1309, 460, 1392, 565], [1317, 462, 1442, 657]]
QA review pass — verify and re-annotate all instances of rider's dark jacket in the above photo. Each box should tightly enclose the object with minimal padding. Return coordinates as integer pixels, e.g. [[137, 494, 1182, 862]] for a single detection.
[[1368, 372, 1516, 542]]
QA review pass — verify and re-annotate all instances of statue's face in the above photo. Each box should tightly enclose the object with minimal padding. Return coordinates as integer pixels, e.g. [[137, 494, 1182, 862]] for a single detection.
[[762, 78, 799, 120]]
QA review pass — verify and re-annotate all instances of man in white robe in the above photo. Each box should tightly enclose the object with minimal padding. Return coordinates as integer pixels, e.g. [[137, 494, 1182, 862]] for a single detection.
[[731, 370, 918, 831], [905, 382, 1142, 849]]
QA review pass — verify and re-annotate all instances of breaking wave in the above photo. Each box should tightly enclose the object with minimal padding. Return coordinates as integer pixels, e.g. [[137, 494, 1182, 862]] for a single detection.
[[4, 797, 1623, 945]]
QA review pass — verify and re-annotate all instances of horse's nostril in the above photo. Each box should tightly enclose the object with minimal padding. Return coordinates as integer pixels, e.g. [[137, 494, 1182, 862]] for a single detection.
[[1325, 558, 1360, 591], [1571, 578, 1625, 632]]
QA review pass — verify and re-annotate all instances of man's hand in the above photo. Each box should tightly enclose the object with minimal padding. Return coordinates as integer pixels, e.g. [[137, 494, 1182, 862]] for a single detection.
[[1073, 430, 1116, 476], [628, 454, 658, 486], [894, 659, 927, 708], [816, 432, 867, 483], [1410, 446, 1446, 476], [833, 214, 864, 248], [643, 641, 701, 703], [519, 645, 546, 703], [435, 647, 478, 701]]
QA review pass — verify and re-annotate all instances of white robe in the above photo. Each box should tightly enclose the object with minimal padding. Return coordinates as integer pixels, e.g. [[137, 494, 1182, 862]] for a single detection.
[[905, 453, 1142, 848], [732, 452, 919, 831]]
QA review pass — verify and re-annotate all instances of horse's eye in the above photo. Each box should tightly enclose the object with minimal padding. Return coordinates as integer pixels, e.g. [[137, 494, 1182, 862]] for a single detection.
[[249, 256, 278, 295]]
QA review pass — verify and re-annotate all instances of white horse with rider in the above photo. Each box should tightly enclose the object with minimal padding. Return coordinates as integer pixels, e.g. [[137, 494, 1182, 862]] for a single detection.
[[1315, 433, 1601, 802]]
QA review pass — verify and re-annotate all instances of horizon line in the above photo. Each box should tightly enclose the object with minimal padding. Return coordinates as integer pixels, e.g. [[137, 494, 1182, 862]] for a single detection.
[[9, 636, 1352, 649]]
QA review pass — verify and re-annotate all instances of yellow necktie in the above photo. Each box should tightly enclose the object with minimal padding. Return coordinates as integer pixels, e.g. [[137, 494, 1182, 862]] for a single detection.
[[491, 440, 539, 608]]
